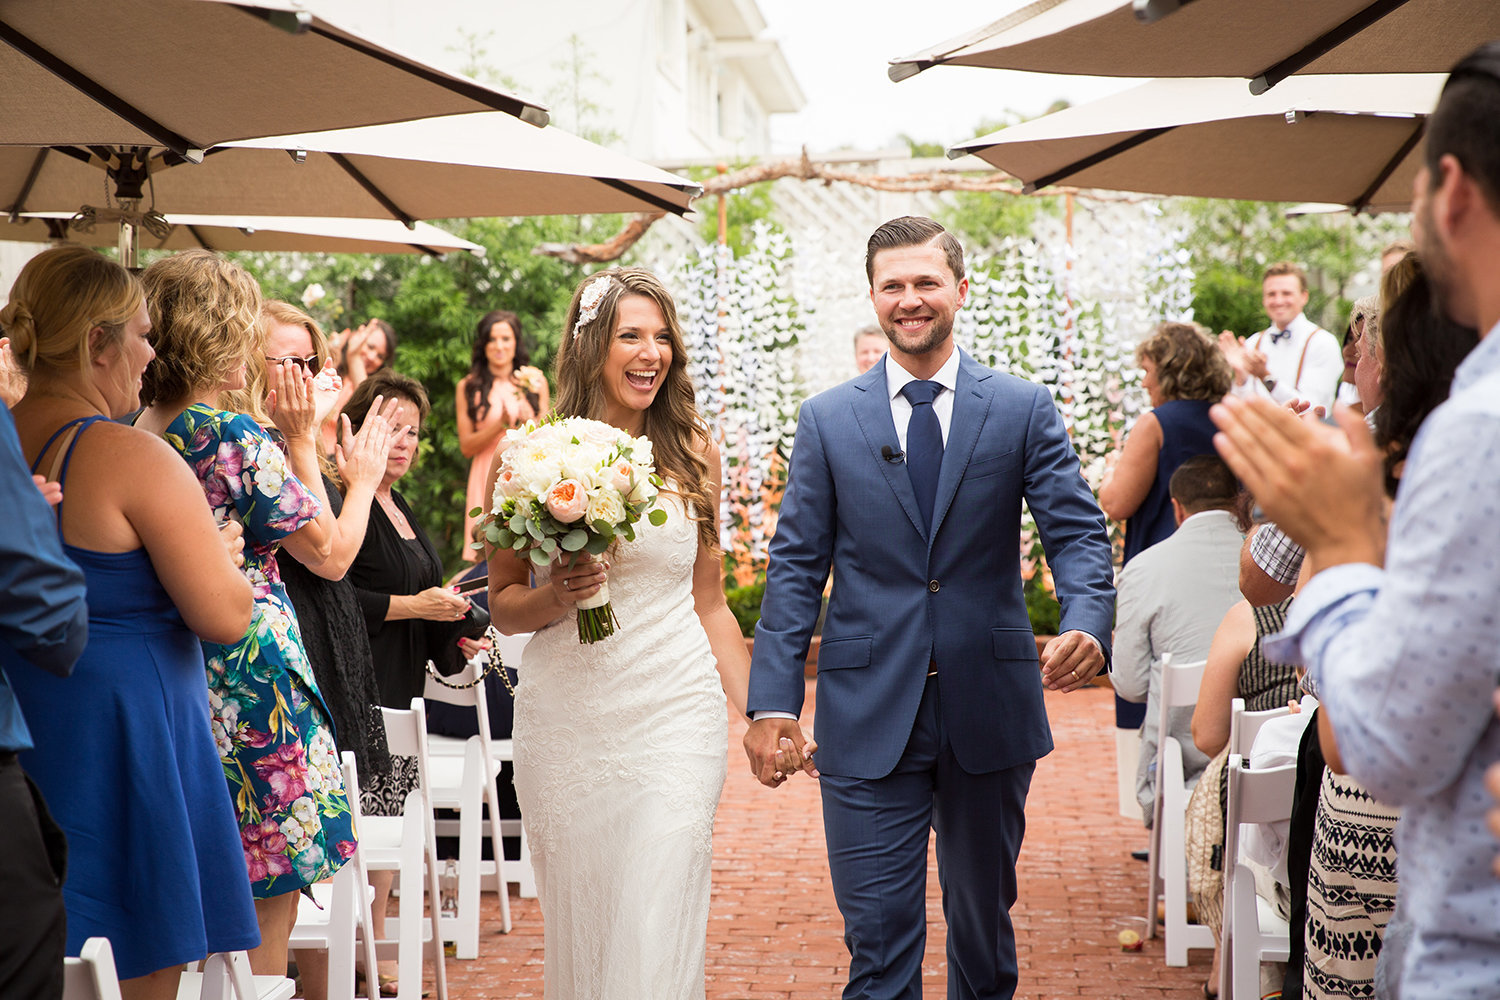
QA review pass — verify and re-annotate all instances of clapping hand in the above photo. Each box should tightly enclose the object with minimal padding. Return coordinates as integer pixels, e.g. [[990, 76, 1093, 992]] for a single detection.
[[334, 394, 401, 492]]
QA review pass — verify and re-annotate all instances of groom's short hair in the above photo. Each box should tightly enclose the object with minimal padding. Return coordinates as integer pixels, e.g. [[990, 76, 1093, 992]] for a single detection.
[[866, 216, 965, 285]]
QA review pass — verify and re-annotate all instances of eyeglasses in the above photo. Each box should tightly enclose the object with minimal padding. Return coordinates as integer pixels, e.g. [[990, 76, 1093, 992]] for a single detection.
[[265, 354, 321, 372]]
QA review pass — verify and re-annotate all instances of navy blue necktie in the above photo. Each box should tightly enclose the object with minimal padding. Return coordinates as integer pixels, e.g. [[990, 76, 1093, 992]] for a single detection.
[[900, 379, 944, 532]]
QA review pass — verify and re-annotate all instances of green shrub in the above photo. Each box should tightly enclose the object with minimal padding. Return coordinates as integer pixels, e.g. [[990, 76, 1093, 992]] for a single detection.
[[725, 580, 765, 638], [1025, 575, 1062, 636]]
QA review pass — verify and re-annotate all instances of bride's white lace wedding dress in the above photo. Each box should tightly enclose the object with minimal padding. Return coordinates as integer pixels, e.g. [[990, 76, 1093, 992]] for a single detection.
[[513, 494, 728, 999]]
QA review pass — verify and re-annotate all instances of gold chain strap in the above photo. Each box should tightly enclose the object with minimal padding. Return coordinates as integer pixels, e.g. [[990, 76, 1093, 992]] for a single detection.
[[422, 624, 516, 697]]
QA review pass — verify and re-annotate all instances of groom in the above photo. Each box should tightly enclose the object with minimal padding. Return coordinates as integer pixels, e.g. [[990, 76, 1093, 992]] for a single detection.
[[745, 216, 1115, 1000]]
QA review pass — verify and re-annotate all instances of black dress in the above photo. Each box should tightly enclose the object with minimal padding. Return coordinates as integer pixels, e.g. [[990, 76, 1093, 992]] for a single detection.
[[277, 475, 391, 785]]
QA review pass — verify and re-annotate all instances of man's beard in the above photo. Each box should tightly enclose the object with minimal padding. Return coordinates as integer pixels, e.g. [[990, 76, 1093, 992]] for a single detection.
[[1417, 196, 1462, 321], [883, 316, 952, 356]]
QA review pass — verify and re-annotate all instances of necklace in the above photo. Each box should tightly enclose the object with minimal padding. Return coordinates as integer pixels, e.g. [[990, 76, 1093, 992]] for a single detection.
[[376, 490, 414, 538]]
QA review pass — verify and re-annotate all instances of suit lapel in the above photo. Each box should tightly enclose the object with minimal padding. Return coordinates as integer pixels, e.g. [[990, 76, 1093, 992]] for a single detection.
[[851, 360, 926, 538], [929, 351, 994, 542]]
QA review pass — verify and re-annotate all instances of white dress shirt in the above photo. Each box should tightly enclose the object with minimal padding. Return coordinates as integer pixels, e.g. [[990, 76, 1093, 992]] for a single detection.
[[1230, 312, 1343, 412], [885, 347, 960, 451]]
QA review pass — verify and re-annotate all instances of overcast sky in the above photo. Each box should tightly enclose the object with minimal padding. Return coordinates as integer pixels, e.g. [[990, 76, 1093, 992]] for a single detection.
[[757, 0, 1134, 154]]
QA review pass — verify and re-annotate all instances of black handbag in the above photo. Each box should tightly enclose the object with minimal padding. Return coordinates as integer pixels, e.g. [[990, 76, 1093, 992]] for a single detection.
[[426, 599, 491, 677]]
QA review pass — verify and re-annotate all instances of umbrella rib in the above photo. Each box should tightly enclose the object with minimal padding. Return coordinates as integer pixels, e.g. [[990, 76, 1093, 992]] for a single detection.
[[1250, 0, 1414, 94], [236, 10, 549, 128], [328, 154, 417, 227], [185, 225, 217, 251], [1022, 126, 1177, 193], [0, 21, 198, 156], [5, 148, 50, 220], [1351, 117, 1427, 213], [595, 177, 694, 218]]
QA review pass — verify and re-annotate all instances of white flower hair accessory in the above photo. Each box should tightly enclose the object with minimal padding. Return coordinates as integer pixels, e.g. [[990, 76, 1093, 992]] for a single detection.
[[572, 274, 614, 340]]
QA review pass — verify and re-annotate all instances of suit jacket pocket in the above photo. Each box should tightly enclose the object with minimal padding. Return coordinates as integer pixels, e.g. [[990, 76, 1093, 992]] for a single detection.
[[992, 627, 1039, 662], [966, 451, 1019, 481], [817, 635, 873, 671]]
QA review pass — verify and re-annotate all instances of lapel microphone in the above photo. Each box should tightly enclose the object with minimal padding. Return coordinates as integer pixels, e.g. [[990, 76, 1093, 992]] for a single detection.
[[881, 445, 905, 464]]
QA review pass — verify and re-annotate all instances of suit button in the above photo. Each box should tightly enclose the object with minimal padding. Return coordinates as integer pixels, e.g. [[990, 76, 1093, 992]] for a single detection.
[[928, 580, 940, 592]]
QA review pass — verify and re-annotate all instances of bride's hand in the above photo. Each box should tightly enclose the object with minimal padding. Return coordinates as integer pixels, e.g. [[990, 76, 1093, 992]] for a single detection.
[[549, 553, 609, 607], [775, 736, 819, 779]]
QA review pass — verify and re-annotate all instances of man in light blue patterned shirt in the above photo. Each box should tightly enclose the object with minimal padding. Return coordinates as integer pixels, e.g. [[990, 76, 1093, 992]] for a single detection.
[[1211, 44, 1500, 1000]]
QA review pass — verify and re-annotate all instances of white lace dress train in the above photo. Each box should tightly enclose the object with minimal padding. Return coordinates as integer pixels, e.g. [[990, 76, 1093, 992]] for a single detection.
[[513, 495, 727, 1000]]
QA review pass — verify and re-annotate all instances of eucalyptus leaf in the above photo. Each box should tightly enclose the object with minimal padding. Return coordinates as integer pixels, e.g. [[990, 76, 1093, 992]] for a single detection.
[[560, 529, 589, 551]]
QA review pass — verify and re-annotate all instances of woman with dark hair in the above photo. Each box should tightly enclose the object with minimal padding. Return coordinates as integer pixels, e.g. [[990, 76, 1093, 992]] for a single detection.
[[487, 267, 755, 996], [1100, 321, 1235, 564], [455, 309, 548, 561]]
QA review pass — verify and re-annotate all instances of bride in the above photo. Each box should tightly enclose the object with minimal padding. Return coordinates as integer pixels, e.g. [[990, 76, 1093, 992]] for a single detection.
[[487, 268, 805, 998]]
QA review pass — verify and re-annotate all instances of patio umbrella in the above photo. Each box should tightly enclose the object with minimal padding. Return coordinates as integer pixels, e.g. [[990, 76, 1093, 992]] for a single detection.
[[947, 73, 1444, 212], [4, 213, 484, 256], [3, 0, 548, 158], [889, 0, 1500, 94], [3, 112, 701, 265]]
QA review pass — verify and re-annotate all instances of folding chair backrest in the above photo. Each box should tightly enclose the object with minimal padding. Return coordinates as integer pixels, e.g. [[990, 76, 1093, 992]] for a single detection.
[[1159, 656, 1207, 711], [63, 937, 124, 1000], [340, 752, 380, 1000], [1229, 699, 1293, 759]]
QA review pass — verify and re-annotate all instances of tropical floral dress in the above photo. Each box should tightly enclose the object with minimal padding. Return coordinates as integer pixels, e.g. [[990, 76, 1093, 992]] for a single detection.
[[163, 403, 356, 898]]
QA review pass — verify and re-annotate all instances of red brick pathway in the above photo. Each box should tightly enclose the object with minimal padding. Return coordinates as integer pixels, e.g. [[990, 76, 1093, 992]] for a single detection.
[[435, 681, 1214, 998]]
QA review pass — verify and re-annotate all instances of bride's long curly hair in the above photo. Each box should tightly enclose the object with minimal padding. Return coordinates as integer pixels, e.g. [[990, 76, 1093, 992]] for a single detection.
[[552, 267, 717, 551]]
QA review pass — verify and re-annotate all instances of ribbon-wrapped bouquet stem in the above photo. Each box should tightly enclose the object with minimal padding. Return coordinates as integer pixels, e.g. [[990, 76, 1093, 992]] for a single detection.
[[481, 415, 666, 643]]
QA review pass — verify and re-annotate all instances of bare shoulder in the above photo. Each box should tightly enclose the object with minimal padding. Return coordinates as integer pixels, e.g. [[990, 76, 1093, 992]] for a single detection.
[[91, 422, 204, 491]]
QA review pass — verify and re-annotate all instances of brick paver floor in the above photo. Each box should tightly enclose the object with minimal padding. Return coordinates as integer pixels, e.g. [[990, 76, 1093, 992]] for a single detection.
[[433, 680, 1215, 998]]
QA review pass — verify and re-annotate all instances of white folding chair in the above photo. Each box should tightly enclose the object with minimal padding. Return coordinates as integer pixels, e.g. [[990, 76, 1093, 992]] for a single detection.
[[356, 699, 448, 1000], [63, 937, 124, 1000], [288, 751, 380, 1000], [176, 950, 295, 1000], [1230, 697, 1292, 758], [1220, 754, 1296, 1000], [1143, 655, 1216, 965]]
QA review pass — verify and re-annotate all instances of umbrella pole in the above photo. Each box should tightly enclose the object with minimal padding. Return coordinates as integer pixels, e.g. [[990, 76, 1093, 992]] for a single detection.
[[118, 213, 140, 270]]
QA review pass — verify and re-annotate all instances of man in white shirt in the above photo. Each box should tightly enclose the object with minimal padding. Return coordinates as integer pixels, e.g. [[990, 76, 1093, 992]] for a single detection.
[[1113, 455, 1244, 824], [1220, 262, 1343, 412]]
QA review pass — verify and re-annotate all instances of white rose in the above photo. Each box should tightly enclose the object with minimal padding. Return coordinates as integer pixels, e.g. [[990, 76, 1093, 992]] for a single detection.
[[300, 283, 326, 308], [585, 489, 626, 526]]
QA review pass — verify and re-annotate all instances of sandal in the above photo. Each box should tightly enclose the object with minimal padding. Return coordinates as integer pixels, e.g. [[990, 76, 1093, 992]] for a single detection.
[[355, 969, 400, 998]]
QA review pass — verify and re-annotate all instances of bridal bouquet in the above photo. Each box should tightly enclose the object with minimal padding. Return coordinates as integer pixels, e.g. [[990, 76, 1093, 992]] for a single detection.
[[483, 415, 666, 643]]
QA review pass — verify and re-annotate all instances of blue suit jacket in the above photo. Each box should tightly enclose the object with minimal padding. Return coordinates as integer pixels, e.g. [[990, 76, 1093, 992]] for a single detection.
[[748, 351, 1115, 780]]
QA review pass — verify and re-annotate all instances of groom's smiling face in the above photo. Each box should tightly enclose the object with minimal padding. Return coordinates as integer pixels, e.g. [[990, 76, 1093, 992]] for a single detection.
[[869, 242, 968, 363]]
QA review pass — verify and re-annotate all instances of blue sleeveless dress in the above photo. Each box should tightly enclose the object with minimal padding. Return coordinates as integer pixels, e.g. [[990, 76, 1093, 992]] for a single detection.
[[10, 416, 259, 980], [1120, 399, 1220, 565]]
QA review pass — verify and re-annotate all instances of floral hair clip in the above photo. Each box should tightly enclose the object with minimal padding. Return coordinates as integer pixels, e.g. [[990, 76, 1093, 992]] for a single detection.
[[572, 274, 614, 340]]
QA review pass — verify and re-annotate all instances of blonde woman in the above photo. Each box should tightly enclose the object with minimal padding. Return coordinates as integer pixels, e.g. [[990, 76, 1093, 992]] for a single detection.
[[488, 268, 755, 997], [133, 251, 357, 983], [4, 245, 257, 998]]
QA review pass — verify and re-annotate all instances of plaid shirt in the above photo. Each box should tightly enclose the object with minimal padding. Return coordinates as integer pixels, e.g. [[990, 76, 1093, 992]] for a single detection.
[[1248, 522, 1305, 587]]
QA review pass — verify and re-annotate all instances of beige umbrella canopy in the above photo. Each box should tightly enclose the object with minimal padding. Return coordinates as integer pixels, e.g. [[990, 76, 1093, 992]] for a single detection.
[[3, 112, 700, 265], [5, 213, 485, 256], [948, 73, 1444, 212], [2, 0, 548, 157], [890, 0, 1500, 93]]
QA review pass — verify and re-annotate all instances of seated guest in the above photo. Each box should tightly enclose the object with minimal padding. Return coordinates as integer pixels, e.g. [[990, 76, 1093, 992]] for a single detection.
[[5, 245, 258, 996], [1112, 455, 1245, 826]]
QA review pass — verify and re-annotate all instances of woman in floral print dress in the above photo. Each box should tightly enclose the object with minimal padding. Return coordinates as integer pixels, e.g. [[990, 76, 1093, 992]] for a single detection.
[[134, 251, 356, 985]]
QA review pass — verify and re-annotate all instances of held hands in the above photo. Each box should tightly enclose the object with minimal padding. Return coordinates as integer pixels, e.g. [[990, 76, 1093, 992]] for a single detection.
[[412, 585, 469, 622], [266, 358, 317, 440], [1040, 630, 1104, 693], [548, 553, 609, 608], [742, 717, 819, 788]]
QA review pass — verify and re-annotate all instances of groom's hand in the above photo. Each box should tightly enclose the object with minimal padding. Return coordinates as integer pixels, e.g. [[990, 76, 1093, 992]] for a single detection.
[[1040, 630, 1104, 693], [743, 718, 813, 788]]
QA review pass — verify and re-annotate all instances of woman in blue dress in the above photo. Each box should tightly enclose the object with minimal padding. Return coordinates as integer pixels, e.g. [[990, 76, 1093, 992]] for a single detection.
[[133, 251, 357, 987], [4, 245, 259, 998]]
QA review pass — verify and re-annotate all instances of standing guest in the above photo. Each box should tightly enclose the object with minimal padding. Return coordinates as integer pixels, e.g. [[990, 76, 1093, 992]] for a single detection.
[[456, 310, 547, 562], [1219, 262, 1344, 413], [1112, 455, 1244, 826], [0, 380, 88, 1000], [5, 245, 258, 997], [134, 251, 356, 984], [488, 267, 753, 997], [345, 369, 472, 984], [1100, 321, 1234, 564], [853, 324, 886, 374], [747, 217, 1114, 1000], [1211, 43, 1500, 998]]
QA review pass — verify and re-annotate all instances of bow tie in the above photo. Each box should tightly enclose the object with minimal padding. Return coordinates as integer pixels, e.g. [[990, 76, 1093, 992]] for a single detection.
[[1270, 327, 1292, 344]]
